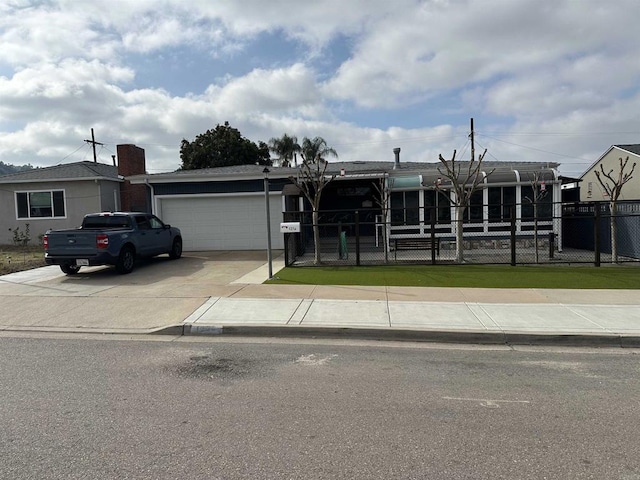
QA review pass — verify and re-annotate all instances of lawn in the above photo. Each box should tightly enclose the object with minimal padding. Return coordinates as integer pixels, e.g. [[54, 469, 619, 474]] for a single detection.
[[0, 245, 47, 275], [267, 264, 640, 289]]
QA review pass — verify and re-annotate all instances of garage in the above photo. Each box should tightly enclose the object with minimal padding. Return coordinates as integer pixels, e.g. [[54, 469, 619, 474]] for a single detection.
[[158, 193, 284, 251]]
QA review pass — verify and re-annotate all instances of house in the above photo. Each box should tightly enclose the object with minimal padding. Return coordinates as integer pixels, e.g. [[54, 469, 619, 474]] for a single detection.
[[128, 156, 565, 252], [580, 144, 640, 202], [0, 144, 147, 245], [129, 164, 296, 251]]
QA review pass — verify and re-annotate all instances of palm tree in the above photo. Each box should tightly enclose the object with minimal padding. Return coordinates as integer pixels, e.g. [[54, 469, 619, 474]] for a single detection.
[[268, 134, 300, 167], [300, 136, 338, 164], [290, 136, 338, 264]]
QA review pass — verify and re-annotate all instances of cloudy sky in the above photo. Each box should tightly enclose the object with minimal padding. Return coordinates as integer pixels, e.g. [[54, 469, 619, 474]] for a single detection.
[[1, 0, 639, 177]]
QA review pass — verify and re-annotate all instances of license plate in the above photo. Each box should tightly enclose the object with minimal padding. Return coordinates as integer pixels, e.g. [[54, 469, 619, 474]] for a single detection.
[[76, 259, 90, 266]]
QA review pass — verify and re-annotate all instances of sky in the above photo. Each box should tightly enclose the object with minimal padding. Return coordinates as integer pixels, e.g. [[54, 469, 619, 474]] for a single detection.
[[1, 0, 639, 178]]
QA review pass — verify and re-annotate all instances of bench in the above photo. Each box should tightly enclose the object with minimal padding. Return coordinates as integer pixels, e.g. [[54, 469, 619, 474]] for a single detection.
[[393, 237, 440, 260]]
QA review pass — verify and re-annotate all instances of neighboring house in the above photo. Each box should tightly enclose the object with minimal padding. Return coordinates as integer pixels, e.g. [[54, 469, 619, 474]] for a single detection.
[[128, 158, 565, 252], [580, 144, 640, 202], [0, 144, 147, 245]]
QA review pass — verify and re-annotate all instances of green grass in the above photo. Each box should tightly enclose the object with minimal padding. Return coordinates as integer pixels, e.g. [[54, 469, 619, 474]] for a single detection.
[[267, 264, 640, 289]]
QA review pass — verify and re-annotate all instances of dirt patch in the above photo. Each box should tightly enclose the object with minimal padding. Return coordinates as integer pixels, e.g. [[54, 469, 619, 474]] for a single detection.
[[0, 245, 47, 275]]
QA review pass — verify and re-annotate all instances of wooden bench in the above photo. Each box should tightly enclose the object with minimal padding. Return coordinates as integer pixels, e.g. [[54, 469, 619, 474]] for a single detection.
[[393, 237, 440, 260]]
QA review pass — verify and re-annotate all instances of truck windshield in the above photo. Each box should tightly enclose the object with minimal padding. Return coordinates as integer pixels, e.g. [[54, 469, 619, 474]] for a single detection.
[[82, 216, 132, 229]]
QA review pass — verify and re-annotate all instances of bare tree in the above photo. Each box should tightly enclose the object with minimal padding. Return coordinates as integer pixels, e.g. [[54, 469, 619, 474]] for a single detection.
[[523, 171, 548, 264], [436, 149, 492, 263], [288, 137, 338, 264], [372, 174, 391, 263], [594, 156, 636, 263]]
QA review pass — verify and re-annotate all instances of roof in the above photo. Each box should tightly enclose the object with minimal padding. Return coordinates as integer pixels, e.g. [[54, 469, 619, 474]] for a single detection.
[[615, 144, 640, 157], [130, 160, 561, 184], [0, 161, 121, 184], [580, 144, 640, 179]]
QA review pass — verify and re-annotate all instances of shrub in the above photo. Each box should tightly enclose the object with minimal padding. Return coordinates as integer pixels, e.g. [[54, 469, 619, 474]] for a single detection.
[[8, 223, 31, 247]]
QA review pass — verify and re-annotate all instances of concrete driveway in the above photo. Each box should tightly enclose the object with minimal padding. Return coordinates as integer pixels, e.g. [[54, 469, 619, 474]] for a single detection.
[[0, 251, 279, 333]]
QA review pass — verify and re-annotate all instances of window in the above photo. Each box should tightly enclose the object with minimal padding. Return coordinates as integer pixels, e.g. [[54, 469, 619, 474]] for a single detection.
[[521, 186, 552, 221], [465, 190, 483, 223], [424, 190, 451, 224], [16, 191, 65, 219], [149, 216, 164, 229], [488, 186, 516, 222], [391, 191, 419, 225], [135, 215, 151, 230]]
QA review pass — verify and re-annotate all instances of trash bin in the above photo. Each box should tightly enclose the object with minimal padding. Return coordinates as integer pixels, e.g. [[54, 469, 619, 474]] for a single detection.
[[339, 231, 348, 260]]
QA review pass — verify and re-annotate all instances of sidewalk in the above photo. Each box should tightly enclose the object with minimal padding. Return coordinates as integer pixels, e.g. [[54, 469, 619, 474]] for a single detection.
[[1, 258, 639, 347], [179, 285, 640, 347]]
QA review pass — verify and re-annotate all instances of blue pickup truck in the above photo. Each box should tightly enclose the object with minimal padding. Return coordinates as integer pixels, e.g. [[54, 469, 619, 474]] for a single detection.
[[44, 212, 183, 275]]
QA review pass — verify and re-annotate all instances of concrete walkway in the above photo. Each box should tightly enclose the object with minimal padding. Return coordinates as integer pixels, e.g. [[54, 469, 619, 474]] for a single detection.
[[1, 256, 639, 347], [182, 285, 640, 346]]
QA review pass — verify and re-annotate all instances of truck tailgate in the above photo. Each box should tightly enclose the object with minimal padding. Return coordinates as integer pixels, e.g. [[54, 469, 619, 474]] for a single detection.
[[46, 231, 98, 256]]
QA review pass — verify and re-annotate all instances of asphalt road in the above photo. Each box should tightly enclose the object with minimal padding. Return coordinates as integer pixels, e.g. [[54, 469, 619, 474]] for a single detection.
[[1, 335, 639, 479]]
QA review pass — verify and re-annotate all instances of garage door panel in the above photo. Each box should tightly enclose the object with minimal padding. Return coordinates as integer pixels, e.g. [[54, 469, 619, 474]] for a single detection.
[[159, 195, 283, 251]]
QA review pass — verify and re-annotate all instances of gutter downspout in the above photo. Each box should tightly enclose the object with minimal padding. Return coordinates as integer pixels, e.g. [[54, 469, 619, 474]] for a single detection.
[[145, 179, 156, 215]]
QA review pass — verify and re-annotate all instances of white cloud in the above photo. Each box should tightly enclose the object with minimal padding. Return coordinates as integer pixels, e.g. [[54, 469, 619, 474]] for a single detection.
[[0, 0, 639, 179], [203, 64, 321, 117], [325, 0, 640, 107]]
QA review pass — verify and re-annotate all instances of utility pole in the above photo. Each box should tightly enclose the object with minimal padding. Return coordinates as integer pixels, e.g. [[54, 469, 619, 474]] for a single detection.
[[470, 117, 475, 162], [84, 128, 104, 163]]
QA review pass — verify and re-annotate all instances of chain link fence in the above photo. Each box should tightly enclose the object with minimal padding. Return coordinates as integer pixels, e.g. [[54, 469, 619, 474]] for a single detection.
[[284, 201, 640, 267]]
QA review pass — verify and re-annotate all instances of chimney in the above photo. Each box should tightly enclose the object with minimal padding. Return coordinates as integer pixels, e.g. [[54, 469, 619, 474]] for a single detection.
[[393, 147, 401, 169], [117, 144, 148, 212]]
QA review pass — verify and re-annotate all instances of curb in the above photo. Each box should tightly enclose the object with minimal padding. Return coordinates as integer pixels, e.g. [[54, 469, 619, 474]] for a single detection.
[[150, 323, 640, 348]]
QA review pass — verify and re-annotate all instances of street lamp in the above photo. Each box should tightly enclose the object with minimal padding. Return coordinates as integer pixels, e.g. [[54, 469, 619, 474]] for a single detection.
[[263, 167, 273, 279]]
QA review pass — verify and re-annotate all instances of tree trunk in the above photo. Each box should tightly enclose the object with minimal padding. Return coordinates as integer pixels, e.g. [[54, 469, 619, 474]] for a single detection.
[[610, 201, 618, 264], [533, 201, 539, 264], [382, 209, 389, 264], [455, 206, 464, 263], [312, 208, 322, 264]]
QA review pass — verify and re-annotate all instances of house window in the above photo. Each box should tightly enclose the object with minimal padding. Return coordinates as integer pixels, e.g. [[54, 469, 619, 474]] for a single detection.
[[463, 189, 484, 223], [521, 186, 552, 221], [488, 186, 516, 222], [391, 191, 419, 225], [424, 190, 451, 223], [16, 190, 66, 219]]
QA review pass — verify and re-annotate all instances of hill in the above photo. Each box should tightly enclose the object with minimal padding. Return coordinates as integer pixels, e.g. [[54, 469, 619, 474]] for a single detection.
[[0, 161, 34, 175]]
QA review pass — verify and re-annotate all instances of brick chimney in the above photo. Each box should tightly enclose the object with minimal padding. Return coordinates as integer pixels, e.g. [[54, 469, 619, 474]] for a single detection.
[[117, 144, 148, 212]]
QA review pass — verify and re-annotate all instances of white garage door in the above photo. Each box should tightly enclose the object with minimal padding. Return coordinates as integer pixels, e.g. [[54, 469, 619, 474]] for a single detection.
[[158, 194, 284, 251]]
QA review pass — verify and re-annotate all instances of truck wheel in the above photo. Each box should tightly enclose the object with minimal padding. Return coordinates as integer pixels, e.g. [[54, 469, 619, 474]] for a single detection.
[[60, 264, 81, 275], [169, 237, 182, 259], [116, 246, 135, 274]]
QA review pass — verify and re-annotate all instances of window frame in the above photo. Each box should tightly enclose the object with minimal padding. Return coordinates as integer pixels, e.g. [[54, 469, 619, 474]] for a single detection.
[[390, 190, 420, 226], [15, 189, 67, 220]]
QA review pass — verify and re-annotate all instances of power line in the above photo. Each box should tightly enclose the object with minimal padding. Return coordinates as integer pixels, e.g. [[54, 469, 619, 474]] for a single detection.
[[477, 134, 595, 162]]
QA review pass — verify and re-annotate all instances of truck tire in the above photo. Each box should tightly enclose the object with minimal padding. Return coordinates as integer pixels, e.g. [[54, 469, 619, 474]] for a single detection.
[[169, 237, 183, 259], [115, 246, 135, 274], [60, 264, 81, 275]]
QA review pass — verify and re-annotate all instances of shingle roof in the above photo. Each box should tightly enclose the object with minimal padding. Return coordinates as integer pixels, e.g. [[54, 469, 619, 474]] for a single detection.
[[0, 161, 120, 183], [325, 160, 560, 175], [168, 164, 299, 176], [615, 144, 640, 156], [133, 160, 560, 183]]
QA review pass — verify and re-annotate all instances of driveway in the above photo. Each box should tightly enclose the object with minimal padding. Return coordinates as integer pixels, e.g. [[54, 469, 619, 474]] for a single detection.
[[0, 251, 279, 333]]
